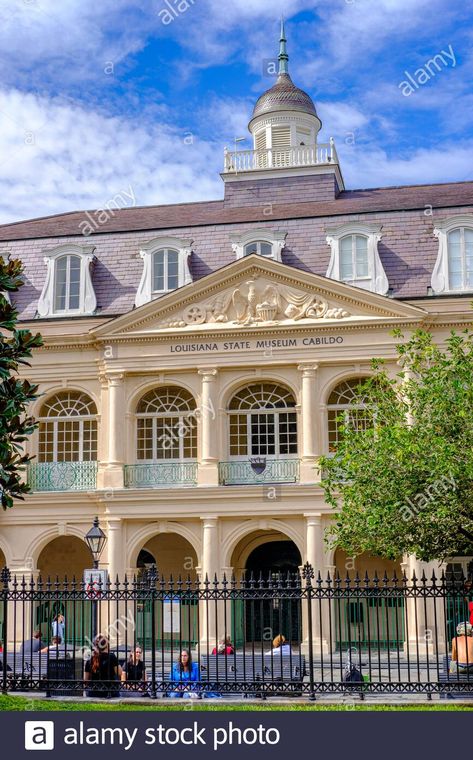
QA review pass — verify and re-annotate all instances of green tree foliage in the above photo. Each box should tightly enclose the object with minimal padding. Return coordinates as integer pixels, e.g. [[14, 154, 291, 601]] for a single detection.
[[0, 258, 42, 509], [320, 328, 473, 562]]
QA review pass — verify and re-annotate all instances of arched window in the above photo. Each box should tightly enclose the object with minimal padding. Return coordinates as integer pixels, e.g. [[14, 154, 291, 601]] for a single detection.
[[228, 383, 297, 458], [54, 254, 81, 312], [136, 387, 197, 461], [38, 392, 98, 462], [339, 235, 369, 283], [152, 249, 179, 294], [38, 244, 96, 317], [327, 378, 370, 452], [447, 227, 473, 291], [243, 241, 273, 257]]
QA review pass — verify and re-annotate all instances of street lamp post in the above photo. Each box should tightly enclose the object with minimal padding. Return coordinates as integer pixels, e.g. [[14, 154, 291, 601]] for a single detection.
[[85, 517, 107, 638]]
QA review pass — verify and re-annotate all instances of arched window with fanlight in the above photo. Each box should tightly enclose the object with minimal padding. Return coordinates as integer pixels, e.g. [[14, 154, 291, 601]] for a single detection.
[[136, 387, 197, 461], [38, 391, 98, 462], [243, 241, 273, 257], [327, 378, 371, 452], [228, 383, 298, 458]]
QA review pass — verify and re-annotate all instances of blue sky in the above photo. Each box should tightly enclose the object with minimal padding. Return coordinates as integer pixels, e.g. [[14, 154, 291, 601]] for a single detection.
[[0, 0, 471, 223]]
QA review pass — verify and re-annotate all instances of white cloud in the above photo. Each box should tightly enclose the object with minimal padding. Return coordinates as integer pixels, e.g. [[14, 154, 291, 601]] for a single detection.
[[0, 88, 223, 224], [340, 141, 473, 188]]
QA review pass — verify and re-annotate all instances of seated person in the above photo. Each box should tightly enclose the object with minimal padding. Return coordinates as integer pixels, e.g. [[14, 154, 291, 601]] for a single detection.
[[167, 649, 200, 698], [46, 636, 71, 657], [19, 630, 48, 655], [266, 634, 292, 655], [84, 634, 122, 698], [451, 621, 473, 674], [212, 636, 235, 655], [121, 646, 147, 693]]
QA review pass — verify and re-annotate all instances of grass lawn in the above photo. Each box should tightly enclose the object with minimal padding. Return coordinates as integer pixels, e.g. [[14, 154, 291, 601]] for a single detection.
[[1, 695, 473, 711]]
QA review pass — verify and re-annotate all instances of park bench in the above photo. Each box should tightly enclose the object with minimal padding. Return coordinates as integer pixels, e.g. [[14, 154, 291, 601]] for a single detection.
[[199, 653, 306, 697]]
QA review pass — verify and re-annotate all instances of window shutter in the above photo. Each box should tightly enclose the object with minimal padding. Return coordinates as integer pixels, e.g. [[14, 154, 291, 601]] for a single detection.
[[255, 131, 266, 151], [271, 126, 291, 148]]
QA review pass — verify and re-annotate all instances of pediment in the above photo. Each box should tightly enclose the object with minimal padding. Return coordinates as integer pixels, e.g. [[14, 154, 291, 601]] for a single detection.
[[92, 255, 426, 339]]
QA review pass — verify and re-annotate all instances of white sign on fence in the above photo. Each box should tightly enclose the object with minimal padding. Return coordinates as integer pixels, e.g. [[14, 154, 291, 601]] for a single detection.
[[163, 598, 180, 634], [83, 569, 109, 587]]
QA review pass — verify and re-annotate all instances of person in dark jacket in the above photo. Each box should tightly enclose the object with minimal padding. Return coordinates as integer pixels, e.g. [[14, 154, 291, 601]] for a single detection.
[[84, 635, 121, 698]]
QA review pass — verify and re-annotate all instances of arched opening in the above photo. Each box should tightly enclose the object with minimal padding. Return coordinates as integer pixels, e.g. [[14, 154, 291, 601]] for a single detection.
[[334, 549, 404, 651], [0, 548, 5, 570], [31, 390, 98, 491], [134, 533, 199, 649], [327, 377, 371, 452], [129, 387, 198, 487], [36, 536, 94, 646], [224, 382, 298, 484], [38, 536, 93, 579], [231, 530, 302, 646]]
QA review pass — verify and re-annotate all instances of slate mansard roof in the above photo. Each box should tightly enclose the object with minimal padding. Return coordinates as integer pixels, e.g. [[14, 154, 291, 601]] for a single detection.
[[1, 180, 473, 321]]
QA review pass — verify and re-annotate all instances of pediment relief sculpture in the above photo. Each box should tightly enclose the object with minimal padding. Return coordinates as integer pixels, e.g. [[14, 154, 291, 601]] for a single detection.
[[156, 278, 350, 329]]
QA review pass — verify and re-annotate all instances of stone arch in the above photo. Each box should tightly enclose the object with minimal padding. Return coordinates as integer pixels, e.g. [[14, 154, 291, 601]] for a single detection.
[[320, 370, 373, 406], [127, 522, 201, 574], [127, 379, 198, 416], [220, 374, 299, 411], [27, 525, 90, 572], [222, 519, 303, 571], [0, 536, 12, 568], [31, 385, 100, 419], [37, 535, 93, 579]]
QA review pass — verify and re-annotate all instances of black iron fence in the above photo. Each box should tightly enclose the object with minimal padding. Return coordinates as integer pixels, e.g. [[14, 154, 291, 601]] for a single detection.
[[1, 564, 473, 699]]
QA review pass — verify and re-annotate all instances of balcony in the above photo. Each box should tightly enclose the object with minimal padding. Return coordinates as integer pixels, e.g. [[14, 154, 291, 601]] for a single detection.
[[223, 141, 338, 174], [27, 461, 98, 492], [124, 462, 198, 489], [219, 459, 300, 486]]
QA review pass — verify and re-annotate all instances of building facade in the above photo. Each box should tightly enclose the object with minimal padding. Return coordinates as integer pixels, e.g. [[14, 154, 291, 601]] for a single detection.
[[1, 26, 473, 647]]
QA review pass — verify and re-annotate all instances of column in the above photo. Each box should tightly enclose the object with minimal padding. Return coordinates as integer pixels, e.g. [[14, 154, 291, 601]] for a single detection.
[[403, 555, 447, 657], [200, 517, 219, 646], [298, 364, 319, 484], [197, 369, 219, 486], [104, 373, 125, 489], [302, 514, 330, 654], [106, 519, 125, 582], [105, 520, 129, 647]]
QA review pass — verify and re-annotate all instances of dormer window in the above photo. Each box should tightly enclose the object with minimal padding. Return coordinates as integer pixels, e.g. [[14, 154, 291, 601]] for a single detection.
[[54, 254, 81, 311], [326, 223, 388, 295], [38, 244, 96, 318], [432, 216, 473, 294], [135, 237, 193, 307], [231, 228, 287, 263], [152, 249, 179, 294], [340, 235, 369, 283], [244, 241, 273, 257]]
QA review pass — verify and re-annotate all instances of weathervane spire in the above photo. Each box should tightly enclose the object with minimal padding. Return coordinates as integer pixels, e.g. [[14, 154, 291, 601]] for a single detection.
[[278, 16, 289, 76]]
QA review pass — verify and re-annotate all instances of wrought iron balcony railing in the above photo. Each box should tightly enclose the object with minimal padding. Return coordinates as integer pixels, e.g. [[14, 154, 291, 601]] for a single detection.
[[124, 462, 198, 489], [223, 140, 338, 174], [27, 461, 98, 492], [219, 459, 300, 486]]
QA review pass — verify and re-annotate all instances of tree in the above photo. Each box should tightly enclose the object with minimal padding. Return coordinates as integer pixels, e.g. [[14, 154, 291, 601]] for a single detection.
[[0, 258, 42, 509], [320, 328, 473, 563]]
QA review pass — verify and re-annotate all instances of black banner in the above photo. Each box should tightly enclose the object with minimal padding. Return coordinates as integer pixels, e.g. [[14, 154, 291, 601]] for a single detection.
[[1, 710, 471, 760]]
